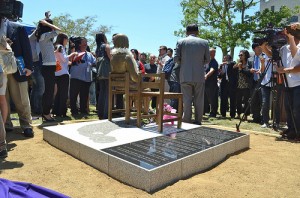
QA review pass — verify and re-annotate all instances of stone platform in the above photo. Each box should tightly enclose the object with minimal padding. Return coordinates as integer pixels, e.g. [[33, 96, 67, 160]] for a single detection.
[[43, 119, 249, 193]]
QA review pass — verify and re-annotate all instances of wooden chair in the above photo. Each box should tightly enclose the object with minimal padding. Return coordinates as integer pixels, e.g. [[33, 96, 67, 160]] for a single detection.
[[135, 73, 183, 132], [108, 72, 133, 124]]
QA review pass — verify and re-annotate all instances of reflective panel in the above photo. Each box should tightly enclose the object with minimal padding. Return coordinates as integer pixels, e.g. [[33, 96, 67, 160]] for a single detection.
[[102, 127, 245, 170]]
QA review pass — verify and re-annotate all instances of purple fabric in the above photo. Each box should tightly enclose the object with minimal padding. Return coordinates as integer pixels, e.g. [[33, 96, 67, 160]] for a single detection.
[[0, 178, 70, 198]]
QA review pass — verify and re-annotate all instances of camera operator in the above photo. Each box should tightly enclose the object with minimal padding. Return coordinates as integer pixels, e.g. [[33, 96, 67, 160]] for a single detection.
[[249, 43, 263, 124], [257, 42, 273, 128], [275, 26, 300, 140]]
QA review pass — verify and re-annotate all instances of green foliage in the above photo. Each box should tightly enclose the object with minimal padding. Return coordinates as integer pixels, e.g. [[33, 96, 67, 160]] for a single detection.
[[177, 0, 258, 57], [255, 5, 300, 29], [52, 13, 112, 51], [177, 0, 297, 58]]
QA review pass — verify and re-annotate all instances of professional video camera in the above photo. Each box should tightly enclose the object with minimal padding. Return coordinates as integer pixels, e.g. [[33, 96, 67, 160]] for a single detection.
[[253, 23, 287, 61], [253, 23, 287, 48], [0, 0, 23, 20]]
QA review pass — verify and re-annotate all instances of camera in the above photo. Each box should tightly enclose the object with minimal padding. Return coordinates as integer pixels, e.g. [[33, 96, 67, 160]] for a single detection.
[[253, 23, 287, 49], [0, 0, 23, 20], [253, 23, 287, 61]]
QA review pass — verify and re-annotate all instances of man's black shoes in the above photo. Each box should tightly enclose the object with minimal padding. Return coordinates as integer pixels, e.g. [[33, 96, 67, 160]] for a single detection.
[[0, 148, 8, 158], [23, 128, 34, 138]]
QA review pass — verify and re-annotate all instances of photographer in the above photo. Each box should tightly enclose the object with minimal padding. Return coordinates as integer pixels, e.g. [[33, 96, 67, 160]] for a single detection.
[[275, 26, 300, 140], [258, 42, 273, 128], [249, 43, 262, 124]]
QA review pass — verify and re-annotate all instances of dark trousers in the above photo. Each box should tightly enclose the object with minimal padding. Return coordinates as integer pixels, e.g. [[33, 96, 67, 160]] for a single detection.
[[285, 85, 300, 133], [53, 74, 69, 116], [95, 81, 99, 109], [151, 89, 158, 109], [30, 60, 44, 114], [205, 83, 218, 115], [261, 86, 271, 124], [116, 94, 124, 110], [251, 81, 262, 122], [69, 78, 91, 114], [274, 84, 284, 124], [97, 79, 109, 119], [228, 85, 237, 118], [236, 88, 250, 115], [41, 65, 56, 115], [220, 80, 229, 117], [168, 81, 181, 111]]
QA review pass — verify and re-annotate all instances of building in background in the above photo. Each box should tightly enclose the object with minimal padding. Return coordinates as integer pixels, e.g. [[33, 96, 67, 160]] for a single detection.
[[260, 0, 300, 23]]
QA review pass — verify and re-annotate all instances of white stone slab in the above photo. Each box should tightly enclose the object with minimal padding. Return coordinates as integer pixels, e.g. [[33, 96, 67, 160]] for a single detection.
[[44, 119, 162, 150], [43, 120, 249, 193]]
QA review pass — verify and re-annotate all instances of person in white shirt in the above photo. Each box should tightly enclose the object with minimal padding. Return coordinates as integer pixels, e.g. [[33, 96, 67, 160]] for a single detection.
[[275, 26, 300, 140]]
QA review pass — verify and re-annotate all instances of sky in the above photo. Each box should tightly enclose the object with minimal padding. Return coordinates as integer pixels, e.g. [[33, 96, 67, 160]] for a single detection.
[[19, 0, 259, 63]]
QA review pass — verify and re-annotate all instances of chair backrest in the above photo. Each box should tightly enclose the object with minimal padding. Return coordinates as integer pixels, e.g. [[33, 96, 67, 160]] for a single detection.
[[109, 72, 130, 88], [138, 73, 165, 93]]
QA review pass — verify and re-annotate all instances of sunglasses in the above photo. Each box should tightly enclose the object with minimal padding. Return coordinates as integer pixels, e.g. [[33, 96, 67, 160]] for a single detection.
[[238, 54, 243, 56]]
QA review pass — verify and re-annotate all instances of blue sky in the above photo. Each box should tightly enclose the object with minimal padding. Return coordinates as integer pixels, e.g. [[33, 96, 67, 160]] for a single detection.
[[20, 0, 258, 63]]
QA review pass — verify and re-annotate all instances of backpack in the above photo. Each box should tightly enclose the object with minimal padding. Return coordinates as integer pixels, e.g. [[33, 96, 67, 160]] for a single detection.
[[96, 57, 111, 80], [0, 36, 18, 74], [162, 57, 175, 78]]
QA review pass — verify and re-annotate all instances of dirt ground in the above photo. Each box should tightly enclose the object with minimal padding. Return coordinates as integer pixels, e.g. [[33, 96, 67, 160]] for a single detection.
[[1, 125, 300, 198]]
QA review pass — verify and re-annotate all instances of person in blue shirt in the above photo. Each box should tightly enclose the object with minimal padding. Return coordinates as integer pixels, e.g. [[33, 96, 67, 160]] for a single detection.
[[69, 37, 96, 115]]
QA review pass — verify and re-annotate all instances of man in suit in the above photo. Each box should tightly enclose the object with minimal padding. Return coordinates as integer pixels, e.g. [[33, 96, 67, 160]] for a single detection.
[[219, 55, 237, 118], [248, 43, 263, 124], [6, 20, 34, 137], [174, 24, 210, 124]]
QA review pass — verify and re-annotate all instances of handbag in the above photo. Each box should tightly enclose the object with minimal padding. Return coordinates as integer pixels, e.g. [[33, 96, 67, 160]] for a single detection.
[[96, 57, 111, 79], [56, 60, 62, 72], [0, 36, 18, 74]]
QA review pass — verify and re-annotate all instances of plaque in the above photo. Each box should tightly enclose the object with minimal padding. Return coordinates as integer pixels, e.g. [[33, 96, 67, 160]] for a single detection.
[[102, 127, 245, 170]]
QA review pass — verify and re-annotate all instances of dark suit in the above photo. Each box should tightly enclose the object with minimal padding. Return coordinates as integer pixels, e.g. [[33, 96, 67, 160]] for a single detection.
[[5, 21, 33, 130], [219, 61, 238, 118], [6, 21, 32, 81]]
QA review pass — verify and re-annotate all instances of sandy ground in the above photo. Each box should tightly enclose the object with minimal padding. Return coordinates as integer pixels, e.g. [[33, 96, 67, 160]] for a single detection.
[[1, 125, 300, 198]]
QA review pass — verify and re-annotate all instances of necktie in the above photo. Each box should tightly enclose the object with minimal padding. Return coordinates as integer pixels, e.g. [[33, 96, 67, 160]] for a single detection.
[[254, 56, 259, 81], [225, 64, 228, 81]]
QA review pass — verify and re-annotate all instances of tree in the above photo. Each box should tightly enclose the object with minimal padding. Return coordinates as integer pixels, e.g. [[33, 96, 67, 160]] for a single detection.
[[255, 5, 300, 29], [176, 0, 257, 58], [51, 13, 112, 51], [176, 0, 298, 58]]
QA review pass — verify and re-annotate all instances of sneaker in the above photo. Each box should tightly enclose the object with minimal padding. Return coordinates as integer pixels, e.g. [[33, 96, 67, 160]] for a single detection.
[[261, 123, 269, 128], [0, 148, 8, 158]]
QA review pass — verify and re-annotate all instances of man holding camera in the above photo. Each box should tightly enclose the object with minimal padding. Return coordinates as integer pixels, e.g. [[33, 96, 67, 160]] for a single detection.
[[249, 43, 263, 124], [258, 42, 273, 128], [275, 25, 300, 140]]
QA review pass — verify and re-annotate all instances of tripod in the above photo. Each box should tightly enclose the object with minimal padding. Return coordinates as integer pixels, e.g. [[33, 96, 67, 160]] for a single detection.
[[236, 54, 299, 139], [236, 55, 278, 132]]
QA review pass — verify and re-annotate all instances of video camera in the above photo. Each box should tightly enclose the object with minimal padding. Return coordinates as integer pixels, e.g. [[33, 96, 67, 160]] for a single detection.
[[253, 23, 287, 61], [253, 23, 287, 49], [0, 0, 23, 20]]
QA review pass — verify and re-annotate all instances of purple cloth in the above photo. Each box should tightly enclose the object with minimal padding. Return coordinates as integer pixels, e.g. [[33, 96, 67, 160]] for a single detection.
[[0, 178, 70, 198]]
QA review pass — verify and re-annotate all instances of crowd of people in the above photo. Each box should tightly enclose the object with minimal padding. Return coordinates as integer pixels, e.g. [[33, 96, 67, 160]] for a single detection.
[[1, 17, 300, 159]]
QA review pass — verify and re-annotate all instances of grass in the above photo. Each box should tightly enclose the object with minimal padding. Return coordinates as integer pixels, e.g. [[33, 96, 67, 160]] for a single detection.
[[201, 113, 282, 135]]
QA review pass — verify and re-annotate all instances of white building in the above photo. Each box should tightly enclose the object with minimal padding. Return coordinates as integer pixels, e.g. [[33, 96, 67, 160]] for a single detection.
[[260, 0, 300, 22]]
